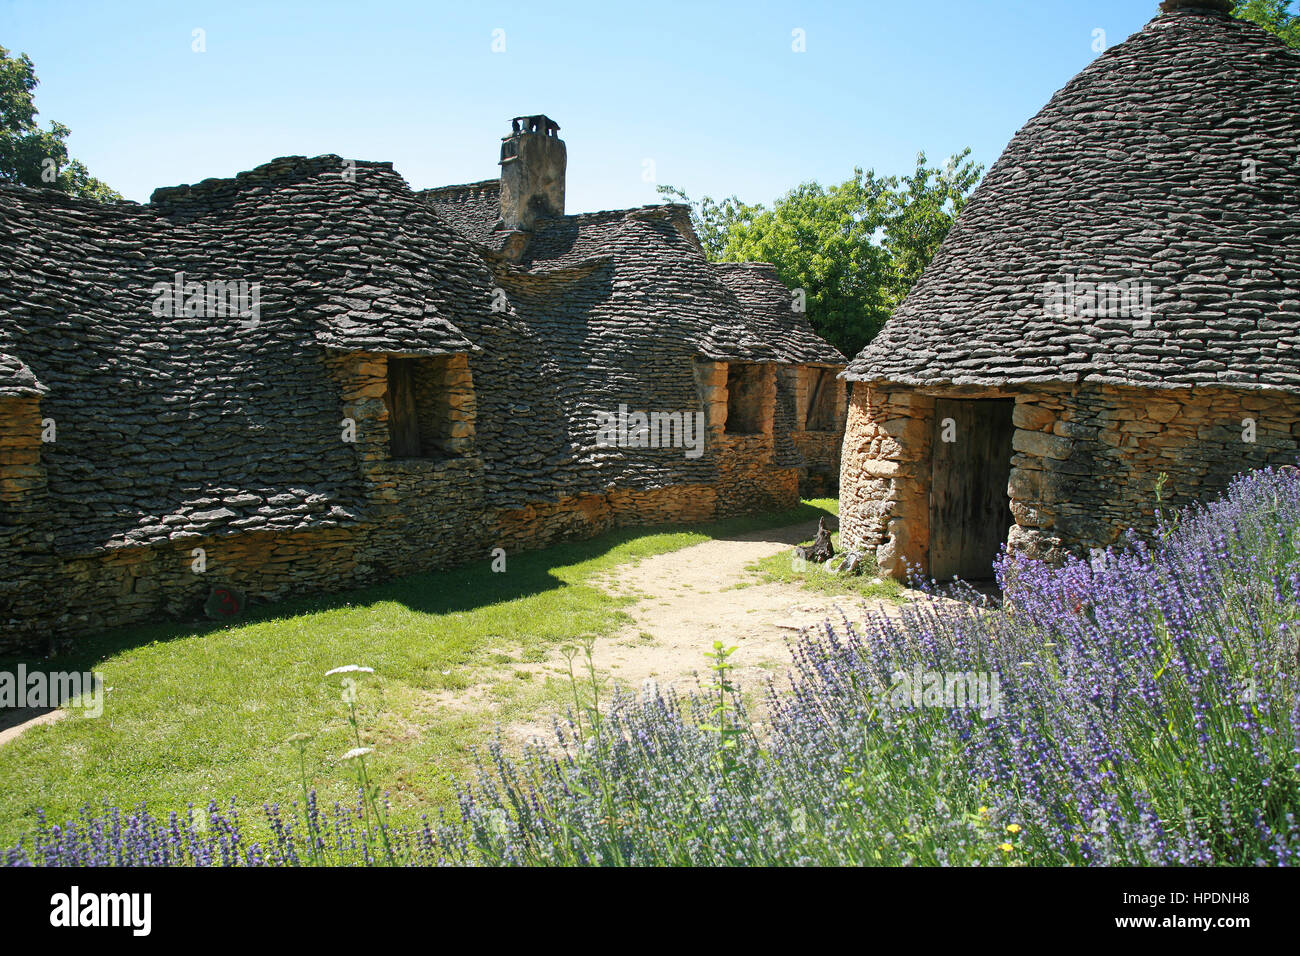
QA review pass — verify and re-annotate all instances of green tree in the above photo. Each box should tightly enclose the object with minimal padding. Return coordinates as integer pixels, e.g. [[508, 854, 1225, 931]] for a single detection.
[[655, 186, 762, 261], [661, 150, 982, 359], [885, 150, 982, 295], [0, 45, 120, 200], [1233, 0, 1300, 46]]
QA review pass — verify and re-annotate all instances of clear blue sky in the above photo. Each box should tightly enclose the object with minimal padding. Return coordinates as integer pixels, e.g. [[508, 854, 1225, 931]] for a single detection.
[[2, 0, 1168, 209]]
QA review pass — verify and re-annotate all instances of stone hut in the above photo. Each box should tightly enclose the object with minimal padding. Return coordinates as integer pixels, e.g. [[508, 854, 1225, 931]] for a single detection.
[[0, 115, 844, 648], [839, 0, 1300, 581]]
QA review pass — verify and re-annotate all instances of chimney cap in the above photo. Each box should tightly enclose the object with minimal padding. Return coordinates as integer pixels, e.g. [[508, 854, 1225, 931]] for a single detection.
[[1158, 0, 1234, 14], [509, 115, 561, 137]]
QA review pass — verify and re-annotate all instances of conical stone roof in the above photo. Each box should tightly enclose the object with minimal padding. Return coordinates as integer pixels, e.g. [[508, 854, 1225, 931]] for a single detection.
[[844, 3, 1300, 391]]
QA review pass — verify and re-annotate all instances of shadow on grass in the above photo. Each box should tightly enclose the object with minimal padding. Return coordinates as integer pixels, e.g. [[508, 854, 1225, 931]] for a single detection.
[[9, 500, 835, 674]]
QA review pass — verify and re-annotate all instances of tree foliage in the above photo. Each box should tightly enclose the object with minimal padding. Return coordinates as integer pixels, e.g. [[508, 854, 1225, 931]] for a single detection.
[[1233, 0, 1300, 46], [661, 150, 982, 359], [0, 45, 120, 201]]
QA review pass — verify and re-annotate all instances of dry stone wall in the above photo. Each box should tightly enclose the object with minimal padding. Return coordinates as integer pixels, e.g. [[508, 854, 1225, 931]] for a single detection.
[[47, 527, 359, 649], [840, 381, 1300, 580], [838, 386, 934, 577], [783, 366, 847, 496], [1, 352, 800, 652], [1008, 383, 1300, 563], [0, 395, 58, 649], [0, 151, 835, 653]]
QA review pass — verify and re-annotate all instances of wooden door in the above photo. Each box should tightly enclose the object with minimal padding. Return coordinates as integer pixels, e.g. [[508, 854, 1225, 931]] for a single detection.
[[929, 399, 1015, 580]]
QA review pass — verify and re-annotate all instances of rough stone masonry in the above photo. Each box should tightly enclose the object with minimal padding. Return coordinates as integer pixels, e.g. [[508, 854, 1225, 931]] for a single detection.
[[0, 115, 846, 651], [839, 4, 1300, 580]]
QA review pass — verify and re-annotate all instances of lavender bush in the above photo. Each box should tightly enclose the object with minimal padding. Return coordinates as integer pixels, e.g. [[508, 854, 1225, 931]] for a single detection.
[[8, 467, 1299, 866], [3, 794, 472, 866]]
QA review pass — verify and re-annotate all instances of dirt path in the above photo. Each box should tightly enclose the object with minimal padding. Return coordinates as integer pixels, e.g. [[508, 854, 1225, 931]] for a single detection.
[[0, 708, 65, 748], [505, 518, 910, 743], [1, 520, 910, 751]]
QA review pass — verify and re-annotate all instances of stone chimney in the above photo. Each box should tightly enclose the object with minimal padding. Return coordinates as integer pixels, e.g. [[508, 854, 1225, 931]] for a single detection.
[[498, 115, 566, 231]]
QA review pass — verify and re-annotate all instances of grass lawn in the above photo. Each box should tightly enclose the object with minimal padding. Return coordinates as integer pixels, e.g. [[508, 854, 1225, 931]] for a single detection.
[[741, 509, 904, 603], [0, 500, 831, 849]]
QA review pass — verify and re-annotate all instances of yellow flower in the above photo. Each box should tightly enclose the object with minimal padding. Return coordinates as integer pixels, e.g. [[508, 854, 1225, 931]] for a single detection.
[[978, 806, 989, 816], [998, 842, 1014, 852], [1006, 824, 1022, 834]]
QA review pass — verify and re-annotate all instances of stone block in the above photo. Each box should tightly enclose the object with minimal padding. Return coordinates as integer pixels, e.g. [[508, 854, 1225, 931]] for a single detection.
[[1012, 403, 1056, 432], [1012, 429, 1074, 461]]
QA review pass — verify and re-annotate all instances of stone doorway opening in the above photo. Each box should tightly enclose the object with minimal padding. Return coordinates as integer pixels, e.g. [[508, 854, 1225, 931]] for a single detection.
[[928, 398, 1015, 581]]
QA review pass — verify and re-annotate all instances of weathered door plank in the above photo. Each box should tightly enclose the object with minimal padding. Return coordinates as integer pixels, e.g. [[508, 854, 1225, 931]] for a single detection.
[[929, 399, 1014, 580]]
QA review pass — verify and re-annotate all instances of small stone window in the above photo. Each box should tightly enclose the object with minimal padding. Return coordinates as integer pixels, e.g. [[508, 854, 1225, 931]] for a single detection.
[[384, 355, 473, 459], [0, 395, 49, 551], [805, 368, 839, 431], [725, 363, 767, 434]]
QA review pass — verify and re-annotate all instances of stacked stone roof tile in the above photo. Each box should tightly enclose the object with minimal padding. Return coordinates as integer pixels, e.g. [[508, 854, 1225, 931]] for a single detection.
[[0, 351, 44, 397], [844, 8, 1300, 391], [0, 157, 468, 552], [2, 145, 842, 550], [442, 207, 826, 505], [421, 179, 505, 248], [415, 185, 846, 506], [714, 262, 846, 366]]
